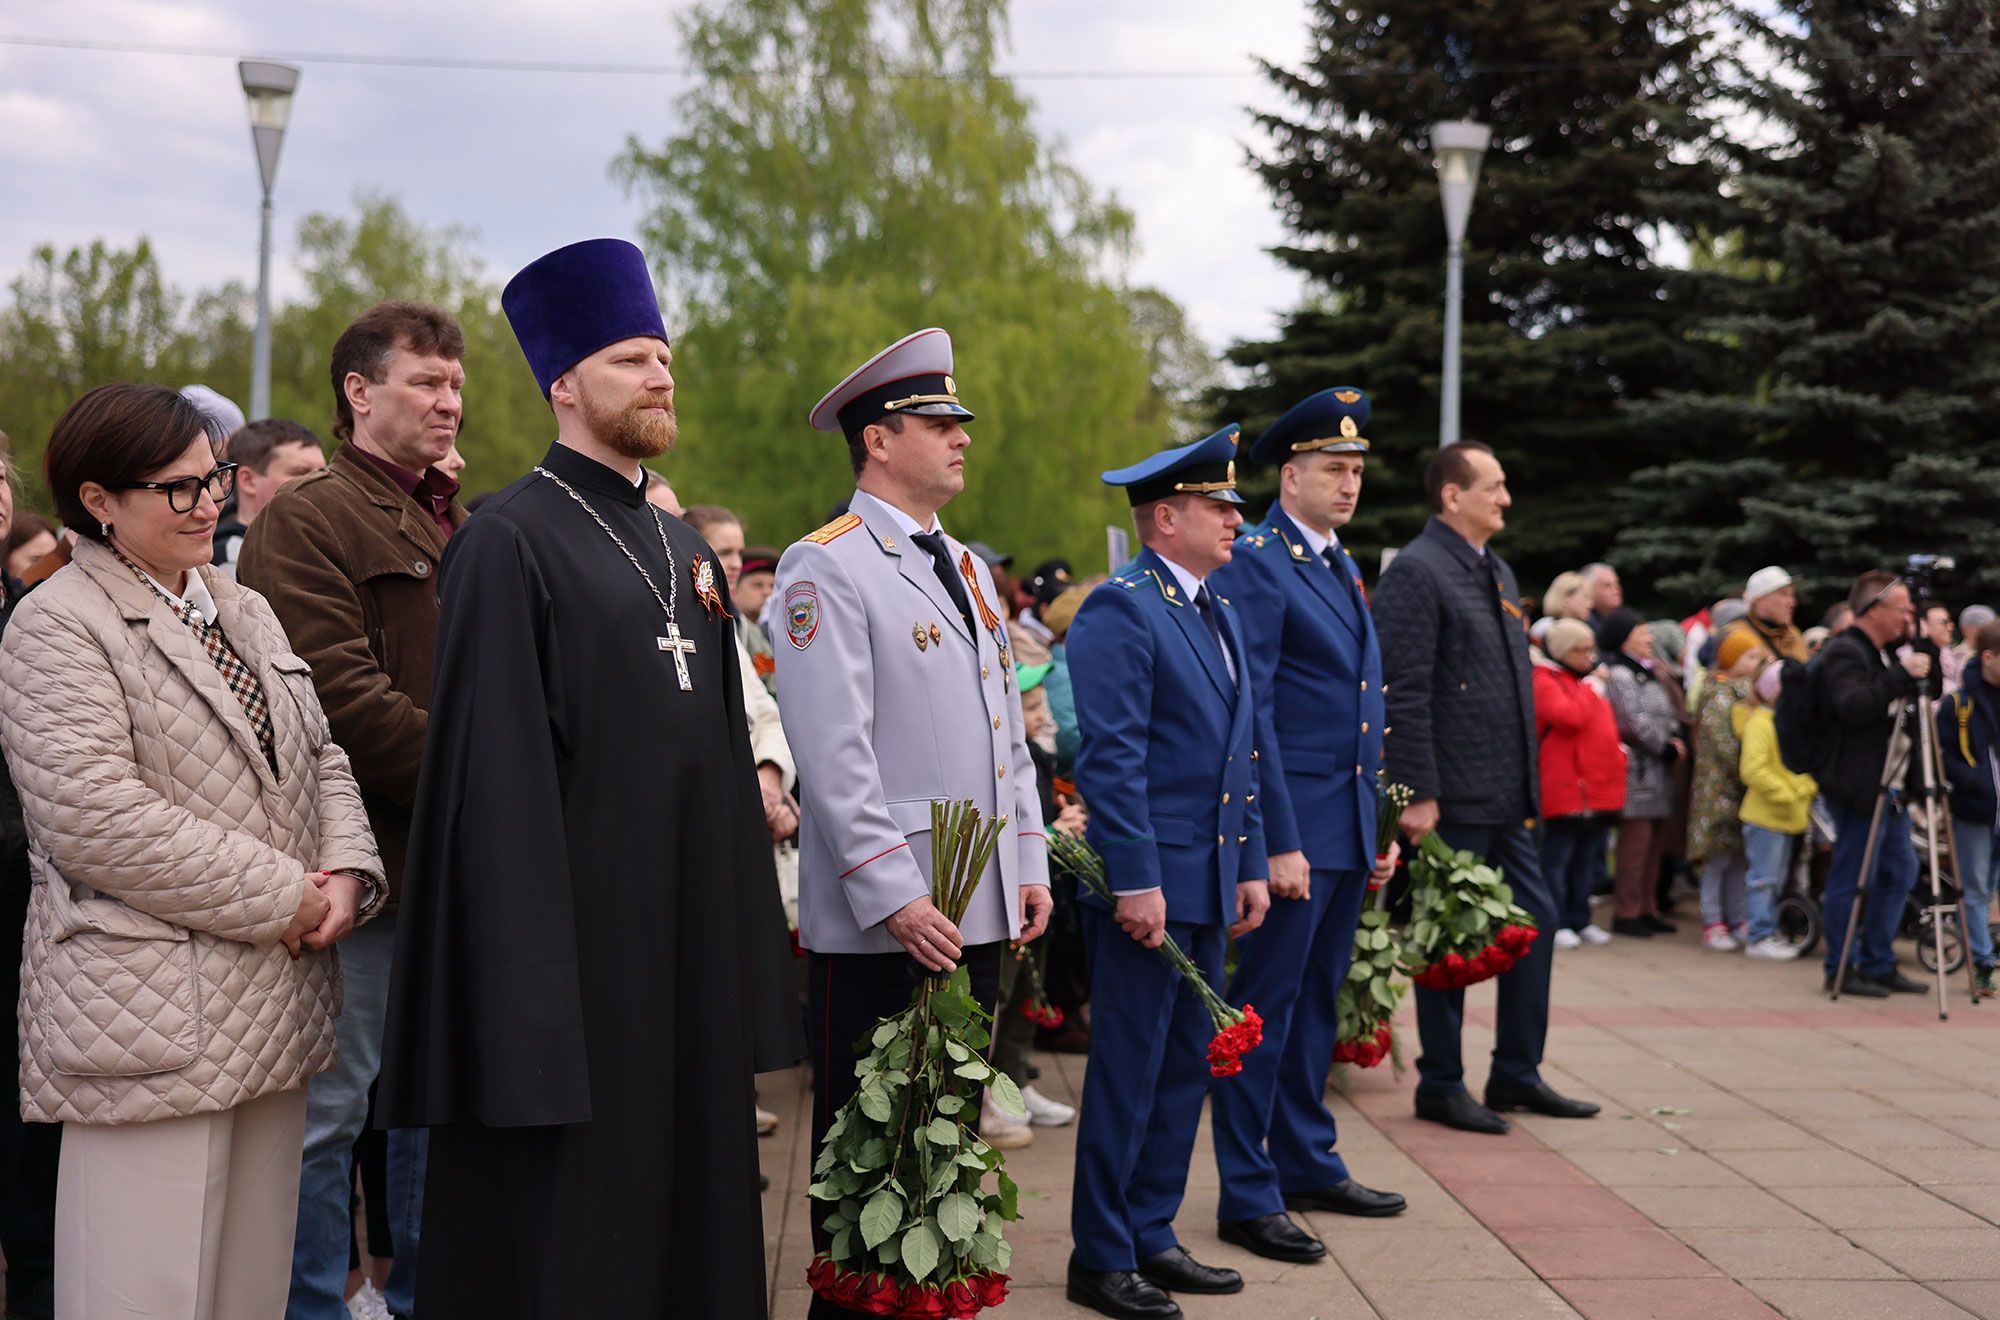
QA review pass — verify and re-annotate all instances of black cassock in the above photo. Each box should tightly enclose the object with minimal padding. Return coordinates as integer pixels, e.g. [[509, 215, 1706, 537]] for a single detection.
[[379, 442, 800, 1318]]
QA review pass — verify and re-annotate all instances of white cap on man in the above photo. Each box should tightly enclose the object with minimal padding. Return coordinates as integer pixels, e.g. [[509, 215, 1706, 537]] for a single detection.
[[1745, 566, 1793, 602]]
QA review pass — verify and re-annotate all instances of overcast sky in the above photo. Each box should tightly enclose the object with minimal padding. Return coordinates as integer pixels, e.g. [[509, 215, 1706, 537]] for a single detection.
[[0, 0, 1315, 359]]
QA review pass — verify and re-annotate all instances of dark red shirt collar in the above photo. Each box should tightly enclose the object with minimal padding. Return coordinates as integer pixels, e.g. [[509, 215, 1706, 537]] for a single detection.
[[354, 444, 459, 540]]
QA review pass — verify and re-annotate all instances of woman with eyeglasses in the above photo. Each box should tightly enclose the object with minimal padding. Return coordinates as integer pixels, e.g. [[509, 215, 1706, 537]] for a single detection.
[[0, 383, 384, 1319]]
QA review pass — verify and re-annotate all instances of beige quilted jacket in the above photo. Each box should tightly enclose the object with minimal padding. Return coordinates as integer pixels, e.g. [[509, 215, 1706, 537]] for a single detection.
[[0, 539, 383, 1125]]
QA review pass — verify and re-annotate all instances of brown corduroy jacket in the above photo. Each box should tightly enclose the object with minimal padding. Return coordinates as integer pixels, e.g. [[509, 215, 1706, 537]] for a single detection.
[[238, 443, 467, 909]]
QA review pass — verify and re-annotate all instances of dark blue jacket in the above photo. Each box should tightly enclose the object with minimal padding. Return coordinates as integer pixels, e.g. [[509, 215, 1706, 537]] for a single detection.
[[1371, 517, 1538, 825], [1067, 547, 1266, 927], [1209, 507, 1382, 870], [1940, 667, 2000, 827]]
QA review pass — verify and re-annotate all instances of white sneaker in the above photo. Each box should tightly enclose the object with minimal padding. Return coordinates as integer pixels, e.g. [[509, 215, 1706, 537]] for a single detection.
[[1553, 928, 1582, 950], [1745, 936, 1801, 961], [1020, 1084, 1076, 1127], [1579, 924, 1612, 946], [981, 1097, 1034, 1149], [1702, 924, 1740, 952], [347, 1284, 392, 1320]]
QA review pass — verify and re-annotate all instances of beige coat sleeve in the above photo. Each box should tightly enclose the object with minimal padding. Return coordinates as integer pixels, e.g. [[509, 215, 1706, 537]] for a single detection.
[[0, 595, 313, 945], [737, 630, 794, 789]]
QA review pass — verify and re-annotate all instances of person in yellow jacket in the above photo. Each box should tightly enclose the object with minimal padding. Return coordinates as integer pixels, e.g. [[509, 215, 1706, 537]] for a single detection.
[[1736, 660, 1816, 959]]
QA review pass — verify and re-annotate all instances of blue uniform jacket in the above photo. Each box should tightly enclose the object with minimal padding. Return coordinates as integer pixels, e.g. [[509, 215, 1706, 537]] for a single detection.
[[1067, 546, 1265, 927], [1211, 508, 1383, 870]]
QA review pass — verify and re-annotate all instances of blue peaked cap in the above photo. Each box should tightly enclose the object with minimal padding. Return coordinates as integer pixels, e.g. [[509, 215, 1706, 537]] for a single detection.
[[1101, 425, 1244, 506], [502, 238, 669, 397], [1247, 386, 1372, 467]]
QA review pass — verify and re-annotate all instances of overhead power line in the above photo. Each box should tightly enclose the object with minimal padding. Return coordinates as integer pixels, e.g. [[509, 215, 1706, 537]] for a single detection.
[[1, 32, 1996, 82]]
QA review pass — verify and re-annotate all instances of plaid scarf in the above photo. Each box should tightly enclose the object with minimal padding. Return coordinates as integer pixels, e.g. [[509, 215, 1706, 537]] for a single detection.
[[113, 546, 277, 771]]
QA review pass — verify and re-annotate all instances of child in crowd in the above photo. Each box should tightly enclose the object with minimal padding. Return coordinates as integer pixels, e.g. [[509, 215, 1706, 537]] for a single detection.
[[1736, 661, 1814, 960]]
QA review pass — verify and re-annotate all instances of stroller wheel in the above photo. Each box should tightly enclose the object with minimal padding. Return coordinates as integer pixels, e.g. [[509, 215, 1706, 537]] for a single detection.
[[1916, 911, 1965, 974], [1775, 894, 1821, 957]]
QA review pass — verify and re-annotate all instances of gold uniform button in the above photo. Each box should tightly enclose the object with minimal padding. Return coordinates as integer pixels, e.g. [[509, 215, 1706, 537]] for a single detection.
[[982, 666, 991, 679], [998, 766, 1006, 779], [1217, 835, 1225, 846], [1360, 681, 1369, 691], [1355, 765, 1364, 776], [993, 716, 1002, 730], [1246, 793, 1256, 803], [1250, 750, 1260, 761], [1222, 792, 1231, 804], [1361, 722, 1370, 733], [1237, 835, 1248, 845]]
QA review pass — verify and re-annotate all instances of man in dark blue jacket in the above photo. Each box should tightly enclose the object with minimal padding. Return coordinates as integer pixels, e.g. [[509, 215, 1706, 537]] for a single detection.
[[1066, 426, 1271, 1320], [1939, 618, 2000, 994], [1208, 388, 1403, 1266], [1373, 442, 1597, 1134]]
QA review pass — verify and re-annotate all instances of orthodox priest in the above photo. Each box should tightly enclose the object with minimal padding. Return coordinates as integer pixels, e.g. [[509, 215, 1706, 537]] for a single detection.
[[377, 238, 800, 1318]]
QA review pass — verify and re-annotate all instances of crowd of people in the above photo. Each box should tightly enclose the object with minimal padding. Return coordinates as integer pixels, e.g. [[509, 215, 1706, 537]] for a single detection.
[[0, 234, 1987, 1320]]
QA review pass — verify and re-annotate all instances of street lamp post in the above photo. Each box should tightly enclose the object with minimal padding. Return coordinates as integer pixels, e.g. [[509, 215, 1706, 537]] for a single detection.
[[1432, 119, 1491, 449], [239, 60, 300, 422]]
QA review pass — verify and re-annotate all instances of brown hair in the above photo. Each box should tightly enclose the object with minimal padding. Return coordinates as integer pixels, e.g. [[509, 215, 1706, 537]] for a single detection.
[[1976, 620, 2000, 657], [846, 413, 906, 477], [45, 383, 211, 541], [328, 301, 465, 442], [682, 504, 741, 537], [1425, 440, 1495, 513], [1848, 569, 1900, 616], [5, 511, 52, 561], [225, 417, 323, 474]]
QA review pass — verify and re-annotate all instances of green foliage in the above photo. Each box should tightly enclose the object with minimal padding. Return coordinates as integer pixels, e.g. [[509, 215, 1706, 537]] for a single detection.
[[1613, 1, 2000, 605], [1219, 0, 1735, 592], [0, 239, 250, 508], [615, 0, 1193, 564], [0, 196, 557, 511]]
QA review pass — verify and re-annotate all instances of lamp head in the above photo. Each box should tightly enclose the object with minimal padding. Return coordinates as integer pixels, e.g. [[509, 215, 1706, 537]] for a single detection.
[[238, 60, 301, 194], [1432, 119, 1492, 246]]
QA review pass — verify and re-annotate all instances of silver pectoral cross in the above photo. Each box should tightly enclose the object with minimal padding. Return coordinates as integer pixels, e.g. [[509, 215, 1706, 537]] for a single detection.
[[658, 623, 697, 691]]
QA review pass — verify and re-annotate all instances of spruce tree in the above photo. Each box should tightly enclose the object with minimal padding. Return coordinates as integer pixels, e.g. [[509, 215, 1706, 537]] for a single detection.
[[1221, 0, 1731, 593], [1615, 0, 2000, 608]]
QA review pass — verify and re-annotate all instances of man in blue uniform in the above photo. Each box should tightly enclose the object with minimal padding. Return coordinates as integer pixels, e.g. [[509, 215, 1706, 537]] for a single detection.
[[1065, 426, 1271, 1320], [1208, 388, 1404, 1266]]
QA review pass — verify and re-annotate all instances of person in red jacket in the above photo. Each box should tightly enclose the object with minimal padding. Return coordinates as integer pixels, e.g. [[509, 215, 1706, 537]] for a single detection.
[[1535, 618, 1628, 948]]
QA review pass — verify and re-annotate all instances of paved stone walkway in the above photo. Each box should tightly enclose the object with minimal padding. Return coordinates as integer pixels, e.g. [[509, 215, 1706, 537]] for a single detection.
[[763, 916, 2000, 1318]]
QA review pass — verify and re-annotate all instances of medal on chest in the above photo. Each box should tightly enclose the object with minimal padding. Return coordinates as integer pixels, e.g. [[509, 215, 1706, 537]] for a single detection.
[[691, 555, 730, 619], [957, 549, 1011, 687]]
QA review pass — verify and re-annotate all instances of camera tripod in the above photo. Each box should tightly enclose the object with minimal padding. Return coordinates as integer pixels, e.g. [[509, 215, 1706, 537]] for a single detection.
[[1830, 674, 1979, 1018]]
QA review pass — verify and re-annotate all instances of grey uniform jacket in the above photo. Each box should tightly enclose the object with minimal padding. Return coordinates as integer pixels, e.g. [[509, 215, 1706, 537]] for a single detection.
[[773, 491, 1050, 954]]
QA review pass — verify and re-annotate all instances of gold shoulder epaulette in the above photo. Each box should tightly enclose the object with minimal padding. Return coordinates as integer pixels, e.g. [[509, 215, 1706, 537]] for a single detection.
[[1111, 575, 1142, 591], [803, 513, 862, 546]]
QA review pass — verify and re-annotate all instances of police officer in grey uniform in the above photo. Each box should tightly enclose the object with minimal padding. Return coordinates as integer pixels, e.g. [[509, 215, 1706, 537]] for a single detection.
[[773, 328, 1053, 1320]]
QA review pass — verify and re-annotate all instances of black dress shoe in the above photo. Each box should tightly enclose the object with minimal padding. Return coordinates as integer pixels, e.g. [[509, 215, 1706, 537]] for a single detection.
[[1876, 968, 1929, 994], [1824, 970, 1889, 998], [1067, 1262, 1182, 1318], [1285, 1178, 1407, 1217], [1218, 1212, 1326, 1262], [1486, 1079, 1601, 1119], [1611, 917, 1654, 937], [1415, 1089, 1510, 1134], [1642, 913, 1679, 934], [1137, 1245, 1243, 1295]]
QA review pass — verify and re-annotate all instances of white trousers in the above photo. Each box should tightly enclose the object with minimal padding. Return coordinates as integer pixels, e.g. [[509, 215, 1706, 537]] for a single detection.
[[56, 1086, 309, 1320]]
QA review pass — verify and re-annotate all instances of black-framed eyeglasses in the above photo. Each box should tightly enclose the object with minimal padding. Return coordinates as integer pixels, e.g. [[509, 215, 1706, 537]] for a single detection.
[[112, 464, 238, 514]]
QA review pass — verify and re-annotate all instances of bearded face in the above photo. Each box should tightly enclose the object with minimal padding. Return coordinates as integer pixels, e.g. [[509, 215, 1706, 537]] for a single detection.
[[582, 377, 678, 460]]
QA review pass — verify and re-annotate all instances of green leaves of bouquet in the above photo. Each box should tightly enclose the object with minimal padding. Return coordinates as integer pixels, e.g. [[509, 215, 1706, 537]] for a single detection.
[[807, 801, 1020, 1316]]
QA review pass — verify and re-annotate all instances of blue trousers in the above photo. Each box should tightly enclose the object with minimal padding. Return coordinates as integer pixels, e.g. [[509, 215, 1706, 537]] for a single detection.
[[1951, 819, 1998, 970], [1211, 866, 1366, 1220], [1540, 815, 1611, 933], [1413, 821, 1555, 1100], [1071, 910, 1224, 1272], [1822, 801, 1918, 980], [288, 913, 428, 1320]]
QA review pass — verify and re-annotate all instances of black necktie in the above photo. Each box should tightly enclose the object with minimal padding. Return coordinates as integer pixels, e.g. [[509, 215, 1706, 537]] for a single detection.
[[912, 531, 975, 635], [1194, 584, 1231, 671]]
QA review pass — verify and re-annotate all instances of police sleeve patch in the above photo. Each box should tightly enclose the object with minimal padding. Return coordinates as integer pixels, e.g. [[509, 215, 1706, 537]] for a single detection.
[[786, 581, 821, 649]]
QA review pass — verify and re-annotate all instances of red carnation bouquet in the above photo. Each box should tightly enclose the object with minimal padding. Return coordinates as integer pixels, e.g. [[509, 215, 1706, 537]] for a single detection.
[[1049, 833, 1263, 1078], [1011, 940, 1064, 1031], [1332, 908, 1404, 1069], [1400, 832, 1538, 991], [806, 801, 1019, 1317]]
